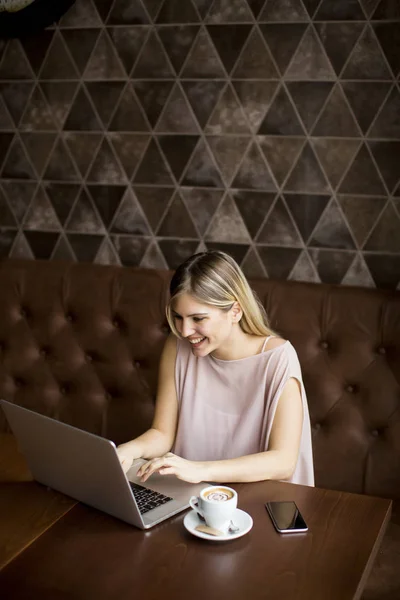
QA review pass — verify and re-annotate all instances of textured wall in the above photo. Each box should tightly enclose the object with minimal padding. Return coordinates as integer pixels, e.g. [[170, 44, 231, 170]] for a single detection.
[[0, 0, 399, 288]]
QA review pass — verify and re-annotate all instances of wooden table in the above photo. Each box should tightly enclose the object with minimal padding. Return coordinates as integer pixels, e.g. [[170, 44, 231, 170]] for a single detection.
[[0, 434, 392, 600]]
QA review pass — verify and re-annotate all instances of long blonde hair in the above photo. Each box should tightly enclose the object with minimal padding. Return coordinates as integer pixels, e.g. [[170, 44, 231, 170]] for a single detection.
[[166, 251, 277, 338]]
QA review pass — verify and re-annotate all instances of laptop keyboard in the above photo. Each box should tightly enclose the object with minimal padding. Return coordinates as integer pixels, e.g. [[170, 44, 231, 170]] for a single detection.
[[129, 482, 173, 515]]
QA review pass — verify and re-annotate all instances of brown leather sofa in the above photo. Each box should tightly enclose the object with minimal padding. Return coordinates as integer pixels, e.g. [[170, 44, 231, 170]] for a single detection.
[[0, 258, 399, 600]]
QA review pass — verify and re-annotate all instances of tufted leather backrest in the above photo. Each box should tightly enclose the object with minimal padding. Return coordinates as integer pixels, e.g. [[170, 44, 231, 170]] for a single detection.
[[0, 259, 399, 500]]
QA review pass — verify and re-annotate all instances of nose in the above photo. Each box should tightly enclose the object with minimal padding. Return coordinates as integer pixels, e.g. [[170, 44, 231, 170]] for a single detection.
[[180, 319, 195, 338]]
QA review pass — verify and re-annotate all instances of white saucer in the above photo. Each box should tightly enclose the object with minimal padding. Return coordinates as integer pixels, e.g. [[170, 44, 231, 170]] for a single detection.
[[183, 508, 253, 541]]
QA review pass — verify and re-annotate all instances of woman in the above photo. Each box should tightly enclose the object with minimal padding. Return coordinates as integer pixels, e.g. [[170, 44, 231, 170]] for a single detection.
[[117, 251, 314, 486]]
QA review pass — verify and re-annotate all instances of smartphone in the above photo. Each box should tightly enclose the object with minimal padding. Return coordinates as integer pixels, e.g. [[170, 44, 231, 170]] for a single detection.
[[265, 501, 308, 534]]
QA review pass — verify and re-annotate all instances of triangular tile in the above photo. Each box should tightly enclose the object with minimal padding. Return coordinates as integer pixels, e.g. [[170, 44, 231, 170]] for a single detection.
[[309, 198, 356, 249], [360, 0, 380, 16], [40, 82, 78, 129], [0, 133, 15, 169], [25, 231, 60, 260], [158, 191, 197, 237], [86, 138, 126, 184], [20, 30, 55, 75], [259, 136, 305, 186], [107, 0, 150, 24], [309, 248, 355, 284], [301, 0, 321, 17], [205, 84, 251, 134], [286, 82, 333, 132], [142, 0, 164, 19], [314, 0, 365, 19], [68, 234, 105, 262], [2, 138, 36, 180], [158, 135, 199, 180], [368, 141, 400, 193], [207, 136, 251, 186], [341, 254, 375, 288], [342, 26, 392, 80], [341, 82, 391, 134], [140, 241, 168, 269], [312, 85, 361, 137], [0, 96, 13, 129], [364, 203, 400, 252], [61, 29, 100, 75], [206, 0, 253, 22], [0, 40, 34, 79], [205, 194, 251, 242], [315, 22, 364, 75], [285, 26, 336, 80], [241, 247, 266, 278], [43, 138, 80, 182], [258, 85, 304, 135], [180, 27, 226, 78], [85, 81, 124, 128], [338, 144, 386, 195], [158, 239, 198, 269], [231, 27, 279, 79], [260, 24, 307, 75], [63, 86, 102, 131], [133, 81, 174, 128], [110, 235, 152, 267], [108, 26, 150, 75], [64, 132, 102, 178], [0, 187, 17, 227], [156, 0, 200, 22], [337, 194, 386, 246], [84, 30, 125, 79], [374, 23, 400, 77], [181, 139, 224, 188], [155, 84, 200, 133], [157, 25, 199, 73], [44, 182, 80, 226], [92, 0, 114, 21], [246, 0, 265, 18], [256, 196, 302, 246], [233, 81, 278, 133], [257, 246, 301, 280], [65, 188, 105, 233], [0, 82, 34, 127], [110, 188, 150, 235], [39, 32, 79, 79], [192, 0, 214, 18], [132, 30, 175, 78], [289, 250, 320, 283], [311, 139, 360, 190], [232, 190, 275, 238], [364, 253, 400, 290], [10, 232, 34, 260], [232, 141, 277, 191], [368, 86, 400, 139], [20, 86, 56, 131], [1, 181, 36, 224], [204, 242, 250, 264], [59, 0, 102, 26], [134, 186, 173, 231], [371, 0, 400, 18], [259, 0, 308, 21], [109, 84, 150, 131], [87, 184, 126, 228], [24, 186, 61, 231], [284, 193, 330, 243], [134, 139, 174, 185], [182, 81, 224, 129], [284, 142, 330, 194], [206, 24, 252, 74], [51, 235, 76, 261], [95, 236, 120, 265], [20, 133, 57, 177], [180, 188, 223, 235], [109, 134, 150, 179]]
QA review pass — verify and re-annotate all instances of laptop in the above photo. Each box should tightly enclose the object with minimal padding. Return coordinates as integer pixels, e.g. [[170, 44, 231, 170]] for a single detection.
[[0, 399, 208, 529]]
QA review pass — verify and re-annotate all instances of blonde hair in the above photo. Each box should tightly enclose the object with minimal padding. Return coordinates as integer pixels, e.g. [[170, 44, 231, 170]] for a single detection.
[[166, 251, 277, 338]]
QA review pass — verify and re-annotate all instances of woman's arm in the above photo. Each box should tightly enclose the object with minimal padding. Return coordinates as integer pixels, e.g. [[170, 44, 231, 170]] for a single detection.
[[116, 334, 179, 471], [138, 377, 303, 483]]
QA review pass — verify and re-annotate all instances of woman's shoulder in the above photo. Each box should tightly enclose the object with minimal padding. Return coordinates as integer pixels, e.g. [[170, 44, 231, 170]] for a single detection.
[[264, 336, 287, 351]]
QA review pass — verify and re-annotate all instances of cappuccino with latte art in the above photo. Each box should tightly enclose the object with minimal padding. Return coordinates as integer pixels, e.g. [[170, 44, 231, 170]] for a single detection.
[[203, 487, 235, 502], [190, 485, 238, 532]]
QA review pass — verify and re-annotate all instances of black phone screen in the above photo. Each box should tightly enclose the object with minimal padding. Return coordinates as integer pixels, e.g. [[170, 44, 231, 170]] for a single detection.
[[266, 501, 308, 533]]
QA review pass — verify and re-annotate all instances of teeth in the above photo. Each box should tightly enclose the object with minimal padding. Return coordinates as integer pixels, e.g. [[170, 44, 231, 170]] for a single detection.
[[189, 337, 205, 344]]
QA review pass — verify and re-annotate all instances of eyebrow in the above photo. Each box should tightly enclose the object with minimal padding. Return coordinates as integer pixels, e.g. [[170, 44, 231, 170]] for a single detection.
[[172, 310, 208, 317]]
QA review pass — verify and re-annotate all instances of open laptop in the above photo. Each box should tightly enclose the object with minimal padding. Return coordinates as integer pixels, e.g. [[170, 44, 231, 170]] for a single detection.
[[0, 399, 208, 529]]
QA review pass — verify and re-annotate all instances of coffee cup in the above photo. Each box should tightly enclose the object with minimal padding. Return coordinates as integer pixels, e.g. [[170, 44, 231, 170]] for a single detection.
[[189, 486, 237, 533]]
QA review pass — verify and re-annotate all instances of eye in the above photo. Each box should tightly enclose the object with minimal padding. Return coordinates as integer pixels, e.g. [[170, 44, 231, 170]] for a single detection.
[[193, 317, 205, 323], [174, 315, 182, 321]]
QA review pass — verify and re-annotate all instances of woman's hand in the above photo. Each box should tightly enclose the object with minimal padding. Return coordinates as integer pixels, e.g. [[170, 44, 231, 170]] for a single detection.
[[116, 442, 142, 474], [137, 452, 205, 484]]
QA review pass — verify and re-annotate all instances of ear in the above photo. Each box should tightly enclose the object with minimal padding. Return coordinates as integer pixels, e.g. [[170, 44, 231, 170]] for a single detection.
[[231, 302, 243, 323]]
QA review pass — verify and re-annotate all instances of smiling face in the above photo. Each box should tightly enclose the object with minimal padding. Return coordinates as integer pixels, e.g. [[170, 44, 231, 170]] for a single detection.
[[171, 293, 241, 358]]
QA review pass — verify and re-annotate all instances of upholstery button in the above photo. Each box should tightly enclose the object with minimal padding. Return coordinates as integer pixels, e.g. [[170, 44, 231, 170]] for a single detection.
[[20, 308, 28, 318], [66, 313, 74, 323], [134, 360, 141, 369], [40, 348, 49, 357], [161, 324, 170, 334], [86, 353, 93, 362], [106, 392, 113, 401], [371, 429, 379, 437], [14, 377, 25, 388], [320, 341, 329, 350], [377, 347, 386, 355], [346, 385, 355, 393], [60, 385, 69, 395], [314, 423, 321, 431]]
